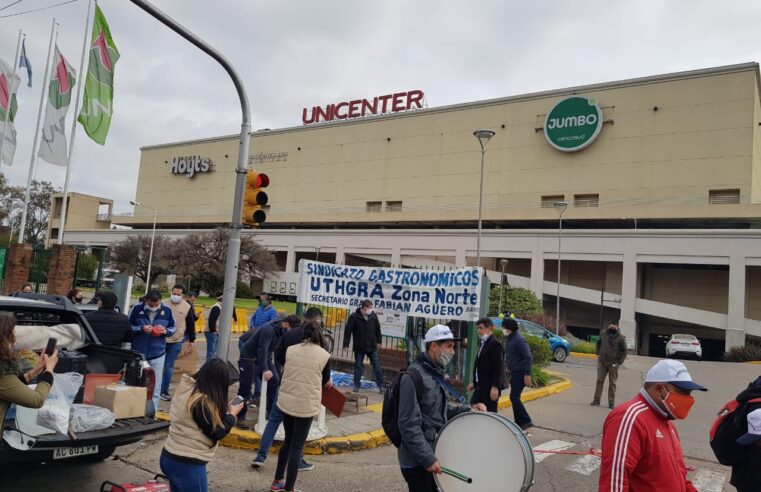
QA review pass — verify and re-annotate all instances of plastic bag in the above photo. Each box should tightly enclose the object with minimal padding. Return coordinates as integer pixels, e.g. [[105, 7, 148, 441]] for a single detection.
[[69, 404, 115, 433], [37, 372, 84, 434]]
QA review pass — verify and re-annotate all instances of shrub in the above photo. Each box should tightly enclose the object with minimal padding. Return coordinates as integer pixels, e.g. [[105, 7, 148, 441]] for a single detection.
[[530, 365, 551, 387], [571, 341, 597, 354], [526, 334, 552, 368], [236, 282, 255, 299], [723, 344, 761, 362], [488, 286, 543, 317]]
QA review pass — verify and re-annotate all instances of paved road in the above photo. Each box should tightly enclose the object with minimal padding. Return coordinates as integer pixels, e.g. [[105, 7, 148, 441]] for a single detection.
[[3, 354, 749, 491]]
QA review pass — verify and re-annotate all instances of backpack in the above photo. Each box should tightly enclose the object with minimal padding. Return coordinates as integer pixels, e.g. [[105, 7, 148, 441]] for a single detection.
[[382, 367, 424, 448], [709, 396, 761, 465]]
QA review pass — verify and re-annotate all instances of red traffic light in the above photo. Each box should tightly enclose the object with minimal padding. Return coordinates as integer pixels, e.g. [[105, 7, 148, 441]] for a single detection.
[[255, 173, 269, 187]]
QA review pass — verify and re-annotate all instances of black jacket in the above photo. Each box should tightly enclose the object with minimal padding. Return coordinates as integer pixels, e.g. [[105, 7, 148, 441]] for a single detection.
[[342, 308, 382, 353], [85, 309, 133, 347], [472, 334, 505, 391], [505, 331, 532, 377], [275, 326, 303, 368], [729, 383, 761, 492]]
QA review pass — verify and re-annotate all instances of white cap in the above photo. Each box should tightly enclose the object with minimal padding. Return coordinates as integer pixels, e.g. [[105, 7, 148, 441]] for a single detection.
[[737, 408, 761, 445], [645, 359, 707, 391], [424, 324, 460, 343]]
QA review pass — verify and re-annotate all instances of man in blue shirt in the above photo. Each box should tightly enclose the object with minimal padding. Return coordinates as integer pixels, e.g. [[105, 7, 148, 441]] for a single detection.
[[128, 290, 177, 414], [249, 294, 277, 330]]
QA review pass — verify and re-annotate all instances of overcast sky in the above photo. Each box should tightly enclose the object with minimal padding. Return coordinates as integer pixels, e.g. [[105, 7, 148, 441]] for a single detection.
[[1, 0, 761, 213]]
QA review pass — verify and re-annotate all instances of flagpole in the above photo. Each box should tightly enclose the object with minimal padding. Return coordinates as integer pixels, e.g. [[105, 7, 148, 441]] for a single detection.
[[58, 0, 94, 246], [0, 29, 24, 167], [18, 19, 58, 244]]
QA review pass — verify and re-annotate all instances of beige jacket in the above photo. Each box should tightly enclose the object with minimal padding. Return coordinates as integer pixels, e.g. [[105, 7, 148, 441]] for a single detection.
[[166, 300, 191, 344], [277, 343, 330, 418], [163, 374, 218, 462]]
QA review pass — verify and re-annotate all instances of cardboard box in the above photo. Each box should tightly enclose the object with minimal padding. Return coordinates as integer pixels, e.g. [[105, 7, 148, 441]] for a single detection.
[[93, 385, 147, 419], [171, 342, 200, 384]]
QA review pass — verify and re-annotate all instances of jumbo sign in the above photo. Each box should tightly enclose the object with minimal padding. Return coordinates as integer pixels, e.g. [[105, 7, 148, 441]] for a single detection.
[[302, 90, 425, 125], [544, 96, 603, 152]]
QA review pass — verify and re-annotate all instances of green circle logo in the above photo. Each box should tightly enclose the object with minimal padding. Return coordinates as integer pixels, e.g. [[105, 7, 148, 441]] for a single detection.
[[544, 96, 603, 152]]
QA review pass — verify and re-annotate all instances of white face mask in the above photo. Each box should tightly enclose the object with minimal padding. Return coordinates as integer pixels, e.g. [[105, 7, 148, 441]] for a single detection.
[[146, 305, 159, 313], [436, 350, 454, 368], [479, 333, 489, 341], [170, 294, 182, 304], [363, 308, 373, 316]]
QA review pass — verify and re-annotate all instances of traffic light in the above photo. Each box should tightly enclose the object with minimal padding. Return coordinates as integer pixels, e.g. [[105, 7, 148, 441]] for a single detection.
[[243, 170, 269, 226]]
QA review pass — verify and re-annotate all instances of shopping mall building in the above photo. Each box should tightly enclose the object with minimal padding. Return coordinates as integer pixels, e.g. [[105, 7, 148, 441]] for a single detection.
[[64, 62, 761, 359]]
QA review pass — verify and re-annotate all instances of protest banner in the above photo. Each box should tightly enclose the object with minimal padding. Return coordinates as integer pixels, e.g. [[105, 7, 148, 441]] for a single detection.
[[297, 260, 483, 322]]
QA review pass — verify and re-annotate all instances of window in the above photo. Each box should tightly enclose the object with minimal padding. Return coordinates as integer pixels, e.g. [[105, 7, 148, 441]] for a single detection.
[[385, 201, 403, 212], [541, 195, 565, 208], [709, 189, 740, 205], [521, 321, 547, 337], [366, 201, 382, 212], [574, 194, 599, 207]]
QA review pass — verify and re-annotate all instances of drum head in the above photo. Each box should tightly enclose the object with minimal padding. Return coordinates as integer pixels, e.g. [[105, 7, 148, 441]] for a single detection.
[[433, 412, 534, 492]]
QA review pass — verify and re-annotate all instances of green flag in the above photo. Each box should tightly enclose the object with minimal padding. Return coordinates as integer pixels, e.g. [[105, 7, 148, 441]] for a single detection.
[[78, 4, 119, 145]]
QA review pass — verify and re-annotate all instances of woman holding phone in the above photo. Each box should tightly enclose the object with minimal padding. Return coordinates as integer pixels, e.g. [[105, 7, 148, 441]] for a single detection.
[[0, 312, 59, 434], [160, 358, 244, 492], [270, 321, 331, 492]]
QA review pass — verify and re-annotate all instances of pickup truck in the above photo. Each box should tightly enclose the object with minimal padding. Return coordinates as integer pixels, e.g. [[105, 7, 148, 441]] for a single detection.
[[0, 294, 168, 464]]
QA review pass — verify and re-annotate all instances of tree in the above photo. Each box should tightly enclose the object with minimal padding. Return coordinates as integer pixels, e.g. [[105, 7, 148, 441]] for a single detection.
[[487, 285, 544, 317], [76, 253, 99, 282], [0, 172, 58, 246], [175, 228, 278, 293], [109, 235, 178, 288]]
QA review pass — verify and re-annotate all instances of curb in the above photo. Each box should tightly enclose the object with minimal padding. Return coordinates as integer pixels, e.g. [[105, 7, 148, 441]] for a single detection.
[[156, 374, 573, 455], [570, 352, 597, 359], [745, 361, 761, 365]]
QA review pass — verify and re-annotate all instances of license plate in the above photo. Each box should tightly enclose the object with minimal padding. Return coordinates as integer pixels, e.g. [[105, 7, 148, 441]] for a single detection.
[[53, 445, 99, 460]]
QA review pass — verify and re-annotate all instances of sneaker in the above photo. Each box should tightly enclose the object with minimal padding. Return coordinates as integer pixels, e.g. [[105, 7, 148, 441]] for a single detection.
[[159, 392, 172, 401], [298, 459, 315, 471], [250, 457, 265, 468], [520, 422, 534, 431], [609, 403, 615, 409], [590, 400, 600, 406], [235, 420, 249, 430], [270, 480, 285, 491]]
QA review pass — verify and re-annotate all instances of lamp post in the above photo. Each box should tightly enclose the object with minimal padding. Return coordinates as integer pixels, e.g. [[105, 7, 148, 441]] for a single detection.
[[498, 259, 509, 315], [553, 201, 568, 334], [315, 246, 321, 262], [130, 200, 158, 295], [8, 216, 17, 247], [473, 129, 496, 268]]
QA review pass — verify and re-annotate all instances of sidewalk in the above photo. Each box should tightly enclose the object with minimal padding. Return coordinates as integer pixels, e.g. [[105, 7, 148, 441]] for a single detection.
[[156, 372, 572, 455]]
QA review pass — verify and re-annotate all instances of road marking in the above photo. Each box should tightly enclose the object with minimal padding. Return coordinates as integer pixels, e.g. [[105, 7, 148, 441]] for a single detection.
[[690, 469, 725, 492], [533, 440, 575, 463], [566, 455, 601, 476]]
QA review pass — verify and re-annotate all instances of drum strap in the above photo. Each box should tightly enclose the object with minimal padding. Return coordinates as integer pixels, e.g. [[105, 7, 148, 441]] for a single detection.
[[429, 372, 469, 405]]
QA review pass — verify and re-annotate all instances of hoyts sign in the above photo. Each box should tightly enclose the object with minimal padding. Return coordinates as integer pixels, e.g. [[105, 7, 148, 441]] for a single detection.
[[170, 155, 213, 179], [302, 90, 425, 125]]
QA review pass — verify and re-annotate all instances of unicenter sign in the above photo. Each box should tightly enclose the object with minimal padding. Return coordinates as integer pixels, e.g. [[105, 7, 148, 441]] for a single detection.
[[544, 96, 603, 152]]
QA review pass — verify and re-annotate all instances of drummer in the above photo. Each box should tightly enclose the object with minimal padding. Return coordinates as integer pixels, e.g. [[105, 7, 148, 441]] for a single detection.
[[397, 325, 487, 492]]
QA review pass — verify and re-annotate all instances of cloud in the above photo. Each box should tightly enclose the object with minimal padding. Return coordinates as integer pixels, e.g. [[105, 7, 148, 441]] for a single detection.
[[1, 0, 760, 213]]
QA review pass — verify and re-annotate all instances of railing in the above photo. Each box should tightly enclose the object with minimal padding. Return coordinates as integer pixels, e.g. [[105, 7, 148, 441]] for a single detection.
[[96, 214, 112, 222]]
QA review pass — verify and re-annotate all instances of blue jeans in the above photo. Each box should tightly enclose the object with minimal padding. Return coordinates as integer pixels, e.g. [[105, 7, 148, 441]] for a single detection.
[[160, 450, 208, 492], [161, 341, 184, 395], [148, 354, 165, 414], [353, 350, 384, 390], [255, 389, 284, 462], [205, 332, 218, 362]]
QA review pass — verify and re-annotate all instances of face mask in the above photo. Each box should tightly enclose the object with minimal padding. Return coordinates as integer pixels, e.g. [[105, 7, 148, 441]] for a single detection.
[[170, 294, 182, 304], [436, 350, 454, 368], [479, 333, 489, 341], [661, 387, 695, 420], [363, 308, 373, 316], [146, 305, 159, 313], [608, 327, 618, 334]]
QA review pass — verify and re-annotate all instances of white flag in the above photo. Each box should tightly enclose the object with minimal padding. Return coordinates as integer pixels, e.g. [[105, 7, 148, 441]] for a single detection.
[[0, 56, 20, 166], [39, 46, 76, 167]]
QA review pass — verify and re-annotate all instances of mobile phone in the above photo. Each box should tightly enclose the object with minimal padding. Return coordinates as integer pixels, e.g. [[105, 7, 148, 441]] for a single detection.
[[44, 337, 57, 356], [231, 396, 245, 406]]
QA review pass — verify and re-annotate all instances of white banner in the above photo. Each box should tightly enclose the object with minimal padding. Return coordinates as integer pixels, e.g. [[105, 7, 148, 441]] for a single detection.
[[297, 260, 483, 322], [38, 46, 75, 167], [0, 56, 20, 166]]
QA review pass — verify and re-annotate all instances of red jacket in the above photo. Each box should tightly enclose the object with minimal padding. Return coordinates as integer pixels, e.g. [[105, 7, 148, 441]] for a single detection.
[[599, 392, 697, 492]]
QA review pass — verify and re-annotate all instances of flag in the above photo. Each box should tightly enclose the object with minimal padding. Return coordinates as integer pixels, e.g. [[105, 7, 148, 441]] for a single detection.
[[78, 4, 119, 145], [38, 46, 76, 167], [18, 38, 32, 88], [0, 56, 20, 166]]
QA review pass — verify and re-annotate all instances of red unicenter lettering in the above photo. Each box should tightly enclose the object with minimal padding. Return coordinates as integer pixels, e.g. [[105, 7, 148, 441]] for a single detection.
[[302, 90, 425, 125]]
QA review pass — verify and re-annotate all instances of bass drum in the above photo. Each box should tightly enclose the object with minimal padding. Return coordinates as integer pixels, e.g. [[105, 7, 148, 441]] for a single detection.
[[433, 412, 534, 492]]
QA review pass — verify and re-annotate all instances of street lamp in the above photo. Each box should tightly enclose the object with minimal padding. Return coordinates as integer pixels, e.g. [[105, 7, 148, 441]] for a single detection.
[[473, 129, 496, 268], [553, 201, 568, 334], [130, 200, 158, 295], [498, 259, 509, 315]]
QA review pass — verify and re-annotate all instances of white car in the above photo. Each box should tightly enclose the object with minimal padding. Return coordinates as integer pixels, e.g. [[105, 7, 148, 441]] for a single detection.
[[665, 334, 702, 360]]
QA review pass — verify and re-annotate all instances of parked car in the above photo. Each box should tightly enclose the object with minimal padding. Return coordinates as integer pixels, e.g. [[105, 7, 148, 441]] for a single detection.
[[1, 294, 168, 464], [490, 317, 571, 362], [665, 333, 702, 360]]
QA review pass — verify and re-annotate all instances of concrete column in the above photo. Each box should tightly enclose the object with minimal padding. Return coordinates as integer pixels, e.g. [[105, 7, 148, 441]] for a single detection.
[[47, 245, 78, 295], [335, 246, 345, 265], [391, 248, 401, 268], [3, 243, 33, 294], [619, 253, 637, 352], [529, 249, 544, 299], [455, 249, 466, 268], [726, 256, 747, 350], [285, 245, 296, 273]]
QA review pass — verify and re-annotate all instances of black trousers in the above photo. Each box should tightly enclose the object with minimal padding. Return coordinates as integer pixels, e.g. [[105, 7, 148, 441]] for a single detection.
[[401, 466, 437, 492], [510, 373, 532, 427], [274, 413, 313, 491], [470, 385, 498, 412]]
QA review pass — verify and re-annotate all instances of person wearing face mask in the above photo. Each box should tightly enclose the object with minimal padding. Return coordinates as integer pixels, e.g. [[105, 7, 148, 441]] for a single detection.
[[503, 317, 534, 431], [128, 289, 177, 414], [250, 294, 278, 330], [397, 325, 487, 492], [343, 299, 384, 393], [592, 321, 628, 409], [466, 317, 505, 412], [160, 284, 197, 402], [599, 359, 707, 492]]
